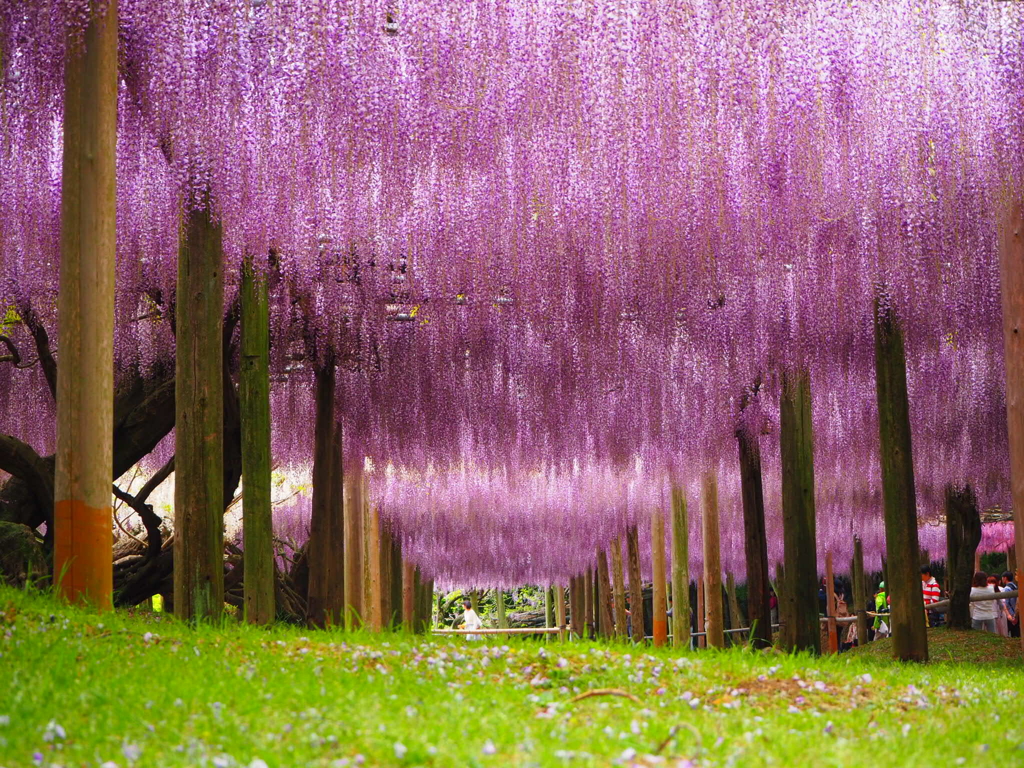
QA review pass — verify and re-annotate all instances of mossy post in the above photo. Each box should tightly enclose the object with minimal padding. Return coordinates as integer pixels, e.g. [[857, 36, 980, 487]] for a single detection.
[[738, 427, 772, 648], [174, 202, 224, 623], [852, 537, 869, 647], [496, 589, 508, 629], [651, 509, 668, 647], [670, 484, 690, 649], [545, 586, 555, 629], [701, 471, 725, 648], [54, 0, 117, 611], [555, 584, 567, 642], [367, 505, 383, 632], [610, 537, 628, 639], [998, 200, 1024, 653], [696, 577, 706, 649], [306, 362, 340, 627], [626, 525, 645, 642], [779, 368, 819, 653], [874, 303, 928, 662], [240, 257, 274, 625]]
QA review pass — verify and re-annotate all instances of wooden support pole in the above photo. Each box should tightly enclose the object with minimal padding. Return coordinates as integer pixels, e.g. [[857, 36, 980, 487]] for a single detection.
[[173, 202, 224, 623], [852, 537, 869, 647], [388, 527, 403, 629], [738, 427, 772, 648], [306, 365, 338, 628], [998, 199, 1024, 653], [597, 549, 614, 638], [584, 569, 595, 639], [651, 509, 668, 647], [696, 578, 706, 649], [779, 368, 820, 653], [726, 573, 744, 633], [402, 559, 415, 631], [367, 505, 382, 632], [825, 552, 838, 654], [54, 0, 118, 611], [379, 519, 392, 630], [240, 257, 274, 625], [701, 471, 725, 648], [626, 525, 645, 642], [874, 304, 928, 662], [611, 537, 628, 639], [344, 464, 365, 629], [671, 484, 690, 649], [545, 586, 555, 629], [496, 589, 508, 629], [555, 584, 567, 642]]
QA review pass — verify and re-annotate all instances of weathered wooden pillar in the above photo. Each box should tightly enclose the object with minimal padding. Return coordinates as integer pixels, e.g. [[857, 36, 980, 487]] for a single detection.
[[344, 465, 365, 628], [545, 586, 555, 629], [874, 304, 928, 662], [701, 471, 725, 648], [626, 525, 645, 642], [945, 484, 981, 630], [738, 427, 772, 648], [852, 537, 869, 647], [1009, 545, 1018, 575], [379, 520, 392, 630], [54, 0, 118, 611], [824, 552, 837, 654], [470, 589, 479, 614], [597, 549, 614, 637], [555, 584, 567, 642], [240, 257, 274, 624], [173, 203, 225, 623], [496, 589, 508, 629], [696, 578, 706, 649], [651, 510, 668, 647], [611, 537, 628, 639], [367, 505, 382, 632], [402, 559, 415, 631], [306, 364, 340, 628], [779, 368, 820, 653], [568, 576, 580, 639], [584, 569, 595, 639], [998, 200, 1024, 652], [726, 573, 744, 633], [671, 484, 690, 649], [388, 526, 403, 629]]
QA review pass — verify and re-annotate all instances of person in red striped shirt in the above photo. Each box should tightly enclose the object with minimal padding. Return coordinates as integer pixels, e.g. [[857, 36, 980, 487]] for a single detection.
[[921, 565, 942, 627]]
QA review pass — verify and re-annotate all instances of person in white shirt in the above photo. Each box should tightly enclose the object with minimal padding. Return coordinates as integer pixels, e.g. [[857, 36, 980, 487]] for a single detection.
[[460, 598, 484, 641], [970, 571, 999, 633]]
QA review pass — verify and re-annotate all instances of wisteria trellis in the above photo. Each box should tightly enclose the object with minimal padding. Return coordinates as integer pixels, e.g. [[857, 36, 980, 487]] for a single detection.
[[1, 0, 1021, 587]]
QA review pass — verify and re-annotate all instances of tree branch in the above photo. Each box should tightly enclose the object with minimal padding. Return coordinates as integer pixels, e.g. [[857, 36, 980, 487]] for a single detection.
[[0, 434, 54, 513], [111, 483, 163, 560], [17, 303, 57, 400]]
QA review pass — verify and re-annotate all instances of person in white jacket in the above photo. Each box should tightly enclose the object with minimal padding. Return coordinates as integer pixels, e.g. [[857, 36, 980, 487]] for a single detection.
[[460, 598, 484, 641], [970, 571, 999, 633]]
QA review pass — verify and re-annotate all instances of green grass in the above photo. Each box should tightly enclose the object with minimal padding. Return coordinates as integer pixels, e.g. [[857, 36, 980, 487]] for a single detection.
[[1, 587, 1022, 768]]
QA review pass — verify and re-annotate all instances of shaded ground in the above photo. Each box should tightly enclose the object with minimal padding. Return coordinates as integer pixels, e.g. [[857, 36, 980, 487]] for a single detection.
[[850, 626, 1024, 665], [1, 588, 1023, 767]]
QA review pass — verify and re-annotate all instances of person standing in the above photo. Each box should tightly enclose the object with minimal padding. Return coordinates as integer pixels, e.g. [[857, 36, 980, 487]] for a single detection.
[[460, 598, 484, 641], [969, 572, 999, 633], [920, 566, 942, 627], [988, 575, 1008, 637], [1001, 571, 1019, 639], [873, 582, 890, 639]]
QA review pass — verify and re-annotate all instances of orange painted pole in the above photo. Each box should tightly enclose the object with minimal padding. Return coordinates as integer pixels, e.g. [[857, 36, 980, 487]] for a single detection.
[[54, 0, 118, 610]]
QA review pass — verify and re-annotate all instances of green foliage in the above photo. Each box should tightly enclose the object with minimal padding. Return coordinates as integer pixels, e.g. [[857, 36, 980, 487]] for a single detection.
[[0, 586, 1021, 767]]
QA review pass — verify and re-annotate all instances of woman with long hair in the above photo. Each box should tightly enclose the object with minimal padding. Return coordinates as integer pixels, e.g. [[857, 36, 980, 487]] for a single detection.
[[970, 572, 999, 633]]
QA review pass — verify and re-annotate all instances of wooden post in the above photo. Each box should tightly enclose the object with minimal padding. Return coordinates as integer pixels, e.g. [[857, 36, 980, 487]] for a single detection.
[[53, 0, 118, 611], [555, 584, 567, 642], [402, 559, 415, 631], [306, 364, 340, 628], [671, 484, 690, 649], [240, 257, 274, 625], [945, 484, 981, 630], [379, 520, 392, 630], [651, 510, 668, 647], [701, 471, 725, 648], [824, 552, 838, 654], [496, 589, 508, 629], [388, 527, 403, 629], [344, 464, 365, 628], [779, 368, 820, 653], [470, 589, 479, 614], [726, 573, 744, 633], [367, 505, 382, 632], [738, 427, 772, 648], [696, 578, 706, 649], [626, 525, 645, 642], [597, 549, 614, 638], [998, 199, 1024, 653], [545, 586, 555, 629], [874, 304, 928, 662], [1009, 545, 1017, 575], [852, 537, 869, 647], [584, 569, 595, 639], [611, 537, 628, 639], [173, 202, 225, 623]]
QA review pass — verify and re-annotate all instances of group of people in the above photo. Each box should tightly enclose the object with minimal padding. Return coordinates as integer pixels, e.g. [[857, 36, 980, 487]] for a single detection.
[[967, 570, 1019, 636]]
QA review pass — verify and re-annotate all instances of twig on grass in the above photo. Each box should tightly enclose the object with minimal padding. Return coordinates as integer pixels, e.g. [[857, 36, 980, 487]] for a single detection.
[[567, 688, 641, 705], [653, 722, 703, 756]]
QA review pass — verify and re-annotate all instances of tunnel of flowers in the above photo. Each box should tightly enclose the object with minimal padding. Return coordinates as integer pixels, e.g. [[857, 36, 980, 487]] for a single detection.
[[1, 1, 1023, 659]]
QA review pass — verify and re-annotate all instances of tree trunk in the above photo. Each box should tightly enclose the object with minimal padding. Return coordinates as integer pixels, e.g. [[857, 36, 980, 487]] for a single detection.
[[611, 537, 628, 639], [945, 484, 981, 630], [998, 200, 1024, 653], [626, 525, 644, 642], [670, 484, 690, 649], [779, 368, 819, 653], [874, 305, 928, 662], [651, 509, 668, 646], [701, 471, 725, 648], [174, 202, 224, 624], [54, 0, 117, 610], [306, 363, 341, 627], [738, 428, 772, 648], [240, 258, 274, 624]]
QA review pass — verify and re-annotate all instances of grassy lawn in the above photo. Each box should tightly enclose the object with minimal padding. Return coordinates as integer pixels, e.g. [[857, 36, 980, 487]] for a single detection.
[[1, 587, 1022, 768]]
